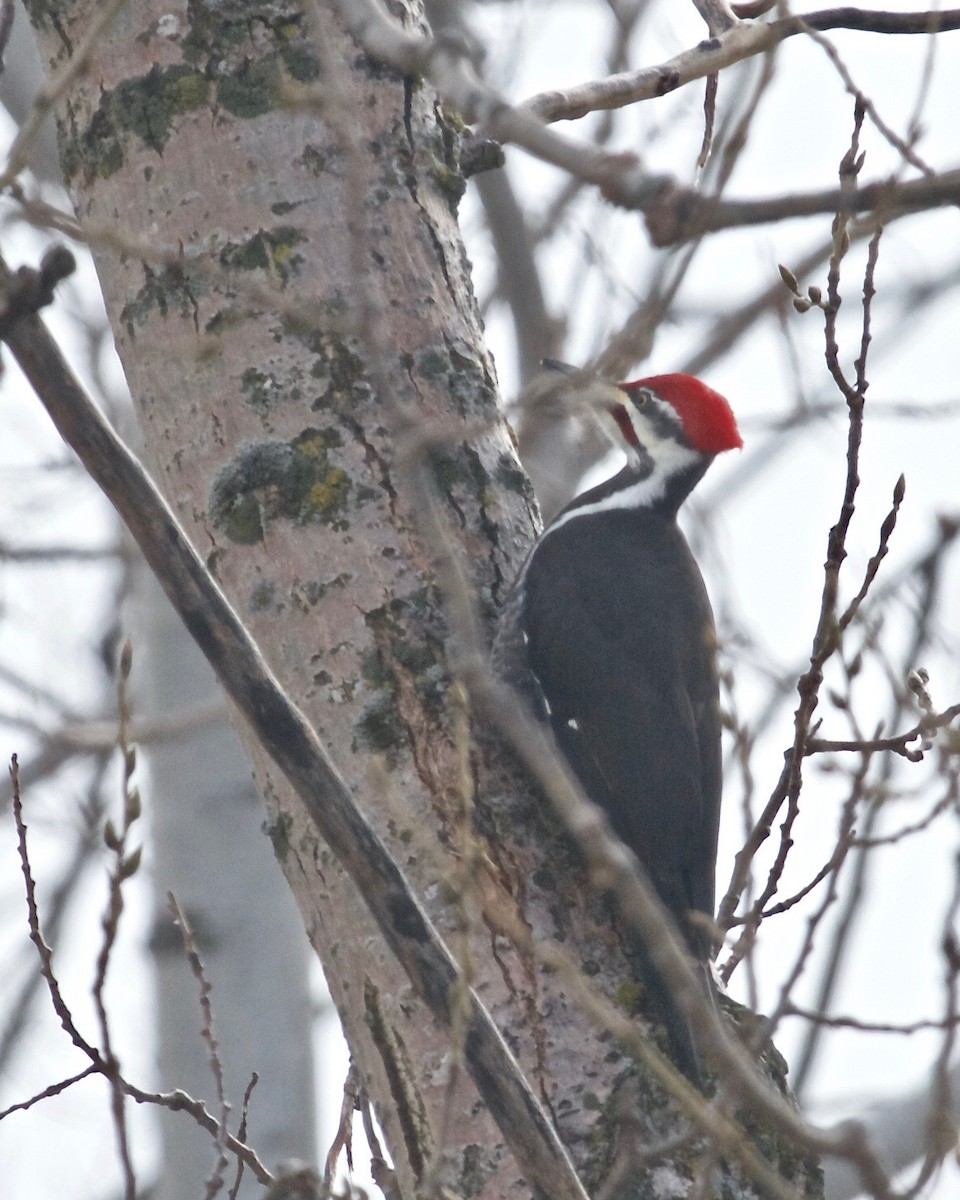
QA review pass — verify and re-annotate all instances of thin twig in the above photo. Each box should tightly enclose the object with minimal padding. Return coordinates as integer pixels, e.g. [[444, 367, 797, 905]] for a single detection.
[[718, 106, 884, 978], [786, 1005, 960, 1037], [323, 1063, 360, 1188], [805, 701, 960, 759], [9, 754, 101, 1060], [792, 515, 952, 1095], [91, 643, 141, 1200], [0, 1065, 100, 1119], [0, 754, 108, 1073], [167, 894, 230, 1200], [227, 1074, 258, 1200]]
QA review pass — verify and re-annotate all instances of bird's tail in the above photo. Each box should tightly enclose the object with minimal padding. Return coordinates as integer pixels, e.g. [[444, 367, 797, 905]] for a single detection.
[[623, 933, 715, 1090]]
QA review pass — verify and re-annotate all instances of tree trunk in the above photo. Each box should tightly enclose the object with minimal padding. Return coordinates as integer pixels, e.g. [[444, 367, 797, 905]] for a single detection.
[[27, 3, 819, 1197]]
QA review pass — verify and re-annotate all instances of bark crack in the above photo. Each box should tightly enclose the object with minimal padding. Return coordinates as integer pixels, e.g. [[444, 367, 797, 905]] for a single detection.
[[365, 605, 454, 841], [481, 822, 558, 1127], [341, 412, 400, 524], [399, 78, 455, 296]]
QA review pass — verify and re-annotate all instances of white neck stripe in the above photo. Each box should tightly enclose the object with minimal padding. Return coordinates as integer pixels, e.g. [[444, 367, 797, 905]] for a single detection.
[[543, 438, 700, 538]]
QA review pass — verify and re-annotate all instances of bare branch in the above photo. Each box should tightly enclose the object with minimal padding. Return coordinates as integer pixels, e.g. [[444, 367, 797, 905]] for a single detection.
[[692, 0, 739, 36], [638, 169, 960, 246], [228, 1073, 259, 1200], [523, 9, 960, 123], [121, 1083, 273, 1185], [463, 667, 898, 1198], [0, 756, 107, 1073], [9, 753, 101, 1062], [786, 1006, 960, 1036], [0, 1065, 100, 1120], [805, 701, 960, 760], [0, 539, 122, 562]]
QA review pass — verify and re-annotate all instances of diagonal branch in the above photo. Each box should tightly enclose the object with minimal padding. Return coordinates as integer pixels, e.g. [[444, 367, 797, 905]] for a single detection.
[[523, 8, 960, 123], [0, 252, 591, 1200]]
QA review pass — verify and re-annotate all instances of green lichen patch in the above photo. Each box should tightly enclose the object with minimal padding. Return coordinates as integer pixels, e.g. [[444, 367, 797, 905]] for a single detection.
[[180, 5, 317, 60], [180, 6, 247, 62], [263, 808, 294, 863], [353, 592, 451, 763], [212, 41, 319, 118], [733, 1087, 824, 1199], [292, 572, 352, 611], [424, 106, 467, 211], [300, 335, 368, 410], [209, 429, 355, 544], [293, 426, 342, 456], [417, 347, 448, 380], [614, 978, 648, 1017], [301, 144, 329, 177], [250, 579, 279, 613], [219, 226, 307, 286], [494, 451, 534, 502], [411, 340, 498, 423], [239, 365, 304, 418], [431, 157, 466, 209], [371, 611, 448, 716], [359, 643, 393, 692], [426, 440, 486, 501], [280, 42, 322, 83], [213, 42, 321, 117], [241, 367, 279, 416], [203, 305, 245, 336], [216, 54, 279, 117], [583, 1070, 685, 1198], [458, 1143, 491, 1199], [119, 264, 202, 338], [354, 691, 407, 757], [66, 63, 209, 178]]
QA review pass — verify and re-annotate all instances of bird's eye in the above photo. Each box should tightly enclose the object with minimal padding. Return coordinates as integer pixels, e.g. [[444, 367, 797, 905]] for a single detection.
[[632, 388, 654, 408]]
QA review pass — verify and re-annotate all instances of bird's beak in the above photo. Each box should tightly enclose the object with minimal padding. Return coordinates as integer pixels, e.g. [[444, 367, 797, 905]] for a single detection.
[[540, 359, 628, 412], [541, 358, 578, 376]]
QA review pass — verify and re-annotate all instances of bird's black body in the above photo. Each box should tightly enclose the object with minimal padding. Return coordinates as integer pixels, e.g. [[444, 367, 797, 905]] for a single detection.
[[518, 470, 722, 963], [493, 367, 741, 1083]]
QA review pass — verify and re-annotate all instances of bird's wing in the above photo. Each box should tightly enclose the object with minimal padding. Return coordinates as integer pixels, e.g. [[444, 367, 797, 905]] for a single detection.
[[520, 520, 721, 939]]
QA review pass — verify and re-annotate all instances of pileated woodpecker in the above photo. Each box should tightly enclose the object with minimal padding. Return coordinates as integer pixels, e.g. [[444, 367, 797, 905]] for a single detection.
[[494, 362, 742, 1081]]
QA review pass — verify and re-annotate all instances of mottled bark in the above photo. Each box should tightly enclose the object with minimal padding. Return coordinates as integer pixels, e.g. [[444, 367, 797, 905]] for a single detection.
[[25, 3, 818, 1198]]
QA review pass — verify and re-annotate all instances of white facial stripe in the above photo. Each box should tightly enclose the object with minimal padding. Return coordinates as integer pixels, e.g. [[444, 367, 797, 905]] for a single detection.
[[624, 393, 683, 445], [544, 430, 700, 537]]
